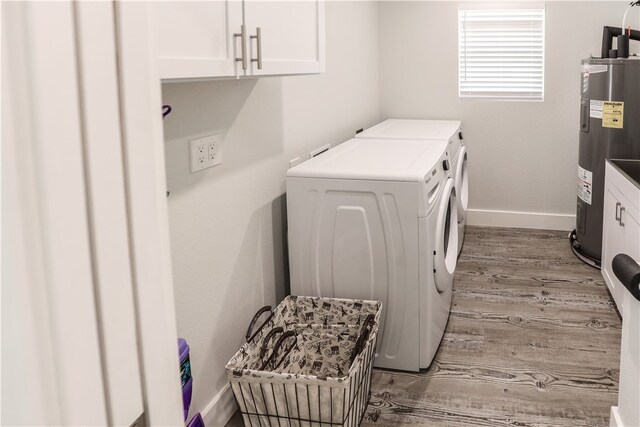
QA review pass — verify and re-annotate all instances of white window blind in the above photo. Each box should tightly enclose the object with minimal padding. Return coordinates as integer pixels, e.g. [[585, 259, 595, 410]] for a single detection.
[[458, 6, 545, 99]]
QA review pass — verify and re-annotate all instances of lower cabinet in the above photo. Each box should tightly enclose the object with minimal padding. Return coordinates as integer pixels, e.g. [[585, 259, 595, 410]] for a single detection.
[[614, 288, 640, 427], [601, 162, 640, 316]]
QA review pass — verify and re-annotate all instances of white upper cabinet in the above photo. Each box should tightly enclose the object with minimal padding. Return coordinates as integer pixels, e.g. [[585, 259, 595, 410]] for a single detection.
[[156, 1, 243, 80], [243, 1, 325, 76], [155, 0, 325, 80]]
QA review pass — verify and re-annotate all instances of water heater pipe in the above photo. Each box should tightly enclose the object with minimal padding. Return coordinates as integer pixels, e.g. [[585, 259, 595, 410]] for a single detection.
[[601, 26, 640, 58]]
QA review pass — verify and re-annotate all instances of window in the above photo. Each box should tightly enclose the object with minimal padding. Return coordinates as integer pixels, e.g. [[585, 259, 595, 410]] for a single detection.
[[458, 4, 545, 100]]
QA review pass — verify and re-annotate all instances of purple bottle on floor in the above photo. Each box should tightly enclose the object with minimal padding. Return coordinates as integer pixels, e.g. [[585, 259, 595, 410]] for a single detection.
[[178, 338, 205, 427]]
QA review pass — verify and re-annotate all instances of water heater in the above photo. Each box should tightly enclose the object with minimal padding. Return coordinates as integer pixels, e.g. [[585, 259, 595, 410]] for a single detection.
[[570, 57, 640, 267]]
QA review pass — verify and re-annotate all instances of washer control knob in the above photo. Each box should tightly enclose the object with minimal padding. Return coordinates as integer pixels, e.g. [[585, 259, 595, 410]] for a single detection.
[[442, 159, 450, 171]]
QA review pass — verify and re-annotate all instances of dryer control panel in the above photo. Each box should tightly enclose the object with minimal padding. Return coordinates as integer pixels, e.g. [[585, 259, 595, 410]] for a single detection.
[[419, 151, 448, 218]]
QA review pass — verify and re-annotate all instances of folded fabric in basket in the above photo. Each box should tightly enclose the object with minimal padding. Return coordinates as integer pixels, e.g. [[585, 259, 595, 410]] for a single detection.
[[269, 326, 360, 378], [274, 295, 380, 328]]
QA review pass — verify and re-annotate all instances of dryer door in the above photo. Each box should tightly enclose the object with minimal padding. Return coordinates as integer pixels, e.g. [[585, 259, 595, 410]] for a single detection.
[[455, 146, 469, 222], [434, 178, 458, 292]]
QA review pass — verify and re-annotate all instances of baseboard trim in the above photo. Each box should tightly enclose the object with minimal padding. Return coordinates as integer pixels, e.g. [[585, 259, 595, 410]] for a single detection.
[[466, 209, 575, 231], [610, 407, 622, 427], [200, 383, 236, 427]]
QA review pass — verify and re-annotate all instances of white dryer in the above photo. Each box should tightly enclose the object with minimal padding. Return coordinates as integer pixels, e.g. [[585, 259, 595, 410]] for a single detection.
[[287, 138, 458, 371], [357, 119, 468, 254]]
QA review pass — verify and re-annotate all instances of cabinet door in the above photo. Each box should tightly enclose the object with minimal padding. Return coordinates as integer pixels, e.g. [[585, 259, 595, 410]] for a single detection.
[[602, 186, 640, 314], [618, 288, 640, 426], [243, 0, 325, 76], [155, 1, 243, 80], [4, 2, 110, 423], [76, 2, 146, 424]]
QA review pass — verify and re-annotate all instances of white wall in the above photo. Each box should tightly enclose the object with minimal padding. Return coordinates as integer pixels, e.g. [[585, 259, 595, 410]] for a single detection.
[[379, 1, 637, 230], [161, 2, 380, 424]]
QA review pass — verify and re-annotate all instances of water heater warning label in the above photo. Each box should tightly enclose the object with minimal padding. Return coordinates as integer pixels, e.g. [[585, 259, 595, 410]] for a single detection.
[[602, 101, 624, 129], [578, 166, 592, 205], [589, 100, 603, 118]]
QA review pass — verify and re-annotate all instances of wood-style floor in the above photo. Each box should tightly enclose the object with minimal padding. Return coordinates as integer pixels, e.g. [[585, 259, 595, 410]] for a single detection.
[[363, 226, 622, 427], [226, 226, 622, 427]]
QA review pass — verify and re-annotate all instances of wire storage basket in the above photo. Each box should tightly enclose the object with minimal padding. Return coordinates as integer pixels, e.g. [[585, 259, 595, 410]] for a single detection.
[[226, 295, 382, 427]]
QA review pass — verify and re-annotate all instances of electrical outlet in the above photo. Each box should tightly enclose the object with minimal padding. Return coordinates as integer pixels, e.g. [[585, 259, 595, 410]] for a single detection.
[[190, 134, 222, 173], [207, 135, 222, 166], [190, 138, 208, 173]]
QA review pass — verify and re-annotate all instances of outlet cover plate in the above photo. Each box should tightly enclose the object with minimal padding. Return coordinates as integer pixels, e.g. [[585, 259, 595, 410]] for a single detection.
[[190, 134, 222, 173]]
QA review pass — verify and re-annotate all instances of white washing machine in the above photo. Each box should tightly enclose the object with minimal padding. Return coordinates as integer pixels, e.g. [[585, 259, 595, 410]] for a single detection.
[[356, 119, 468, 254], [287, 138, 458, 371]]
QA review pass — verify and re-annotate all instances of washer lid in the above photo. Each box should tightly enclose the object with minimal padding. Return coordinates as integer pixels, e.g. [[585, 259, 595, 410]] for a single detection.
[[287, 137, 447, 182], [358, 119, 462, 141]]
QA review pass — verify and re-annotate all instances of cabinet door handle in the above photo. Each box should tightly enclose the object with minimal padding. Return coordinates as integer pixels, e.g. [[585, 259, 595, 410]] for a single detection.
[[619, 206, 625, 227], [234, 25, 248, 70], [250, 27, 262, 70], [615, 202, 621, 221]]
